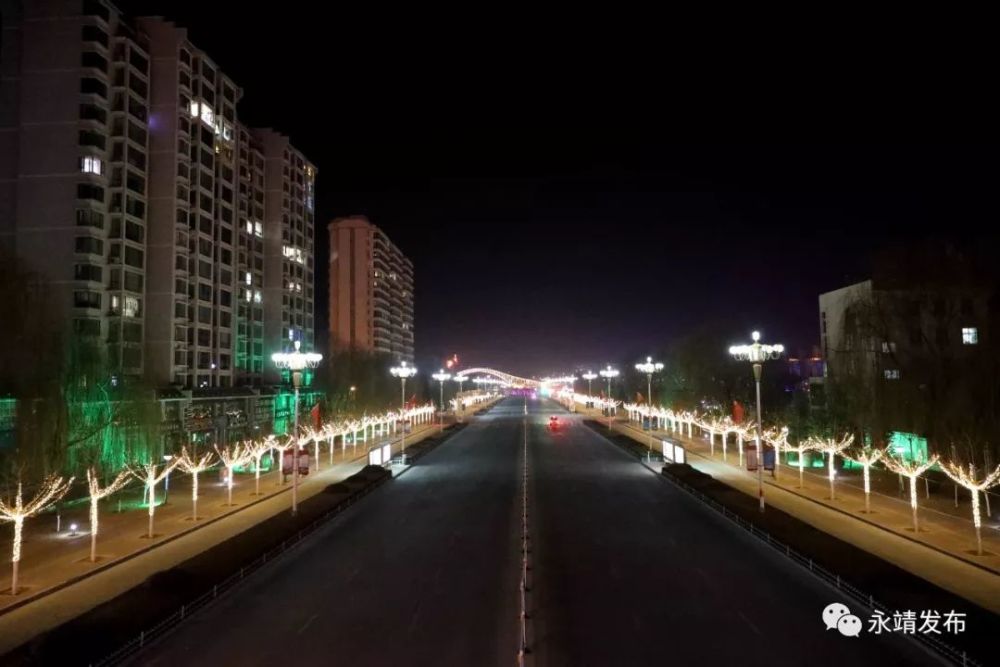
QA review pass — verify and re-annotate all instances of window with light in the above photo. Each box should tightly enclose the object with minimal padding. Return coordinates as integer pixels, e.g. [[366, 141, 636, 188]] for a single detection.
[[962, 327, 978, 345]]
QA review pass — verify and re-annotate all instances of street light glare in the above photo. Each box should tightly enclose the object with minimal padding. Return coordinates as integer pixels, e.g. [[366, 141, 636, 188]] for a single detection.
[[271, 340, 323, 371], [390, 361, 418, 379]]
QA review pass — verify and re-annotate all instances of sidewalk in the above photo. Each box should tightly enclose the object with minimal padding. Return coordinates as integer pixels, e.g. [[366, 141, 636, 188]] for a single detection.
[[582, 408, 1000, 614], [0, 422, 437, 654]]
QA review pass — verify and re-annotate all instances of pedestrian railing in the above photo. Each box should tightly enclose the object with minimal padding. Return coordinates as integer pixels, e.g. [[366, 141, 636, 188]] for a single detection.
[[90, 474, 391, 667], [656, 467, 983, 667]]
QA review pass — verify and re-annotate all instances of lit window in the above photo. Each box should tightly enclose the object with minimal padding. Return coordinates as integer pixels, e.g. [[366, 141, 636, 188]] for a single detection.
[[245, 290, 252, 302], [188, 100, 199, 117], [253, 290, 261, 304], [884, 369, 900, 380], [110, 294, 120, 314], [962, 327, 978, 345], [254, 221, 262, 237], [245, 271, 252, 286], [200, 103, 214, 127], [124, 296, 140, 317], [81, 156, 103, 175], [246, 220, 253, 234]]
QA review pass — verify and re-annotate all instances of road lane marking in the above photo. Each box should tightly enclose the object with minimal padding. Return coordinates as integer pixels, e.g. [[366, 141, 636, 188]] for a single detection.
[[738, 610, 762, 636], [297, 613, 318, 634]]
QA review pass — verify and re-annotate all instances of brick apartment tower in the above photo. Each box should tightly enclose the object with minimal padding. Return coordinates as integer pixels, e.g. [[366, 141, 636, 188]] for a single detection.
[[328, 216, 414, 362]]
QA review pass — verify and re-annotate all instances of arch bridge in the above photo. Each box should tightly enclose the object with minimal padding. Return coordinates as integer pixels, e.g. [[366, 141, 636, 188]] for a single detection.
[[455, 368, 541, 388]]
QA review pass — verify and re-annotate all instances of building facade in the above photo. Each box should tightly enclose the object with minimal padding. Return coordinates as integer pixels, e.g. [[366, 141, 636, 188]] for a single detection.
[[255, 129, 317, 382], [328, 216, 414, 362], [0, 0, 152, 378], [0, 2, 316, 392]]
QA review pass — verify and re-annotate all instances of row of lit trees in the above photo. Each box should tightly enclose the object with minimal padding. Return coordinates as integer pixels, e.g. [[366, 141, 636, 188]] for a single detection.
[[0, 402, 439, 596], [618, 400, 1000, 555]]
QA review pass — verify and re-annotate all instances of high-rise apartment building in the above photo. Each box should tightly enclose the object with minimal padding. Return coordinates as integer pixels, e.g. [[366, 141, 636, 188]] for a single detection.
[[235, 124, 267, 385], [139, 17, 241, 390], [255, 129, 317, 382], [328, 216, 414, 362], [0, 0, 152, 378], [0, 2, 316, 391]]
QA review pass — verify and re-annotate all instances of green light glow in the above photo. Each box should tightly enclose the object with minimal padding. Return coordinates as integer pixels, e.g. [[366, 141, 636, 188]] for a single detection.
[[888, 431, 928, 464]]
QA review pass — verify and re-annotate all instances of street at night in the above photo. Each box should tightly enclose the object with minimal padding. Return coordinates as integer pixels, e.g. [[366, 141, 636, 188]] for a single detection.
[[132, 399, 939, 666], [1, 3, 996, 665]]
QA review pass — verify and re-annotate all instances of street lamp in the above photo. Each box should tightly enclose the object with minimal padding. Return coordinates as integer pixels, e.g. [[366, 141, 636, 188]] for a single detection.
[[271, 340, 323, 515], [390, 361, 418, 464], [432, 369, 452, 432], [581, 371, 597, 397], [599, 365, 619, 425], [454, 375, 467, 394], [729, 330, 784, 512], [600, 365, 619, 398], [162, 454, 174, 504], [634, 357, 663, 457]]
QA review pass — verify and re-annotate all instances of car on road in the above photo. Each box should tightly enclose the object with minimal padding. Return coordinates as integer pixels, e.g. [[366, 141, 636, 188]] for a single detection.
[[548, 416, 560, 432]]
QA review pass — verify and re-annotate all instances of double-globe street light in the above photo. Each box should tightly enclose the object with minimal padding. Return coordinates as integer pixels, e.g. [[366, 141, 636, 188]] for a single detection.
[[390, 361, 418, 464], [729, 330, 784, 512], [635, 357, 663, 458], [432, 369, 452, 432], [271, 340, 323, 515], [581, 371, 598, 396]]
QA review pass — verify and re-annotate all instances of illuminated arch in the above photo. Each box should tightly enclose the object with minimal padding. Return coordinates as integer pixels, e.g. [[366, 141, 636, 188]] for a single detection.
[[455, 367, 541, 388]]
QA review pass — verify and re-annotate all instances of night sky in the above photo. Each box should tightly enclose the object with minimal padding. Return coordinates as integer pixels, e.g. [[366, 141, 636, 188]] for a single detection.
[[119, 3, 995, 377]]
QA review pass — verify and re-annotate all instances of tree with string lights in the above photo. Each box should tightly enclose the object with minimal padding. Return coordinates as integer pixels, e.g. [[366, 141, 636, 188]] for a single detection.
[[215, 442, 250, 506], [790, 437, 823, 489], [882, 452, 940, 532], [939, 459, 1000, 555], [807, 434, 855, 501], [131, 459, 178, 539], [763, 426, 789, 479], [845, 446, 884, 513], [248, 437, 273, 496], [270, 436, 294, 485], [86, 467, 129, 563], [0, 475, 73, 594], [177, 447, 216, 521]]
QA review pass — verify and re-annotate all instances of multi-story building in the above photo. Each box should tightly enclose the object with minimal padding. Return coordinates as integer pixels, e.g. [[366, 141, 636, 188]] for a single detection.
[[817, 245, 995, 449], [235, 123, 266, 385], [255, 129, 317, 382], [0, 3, 316, 392], [139, 17, 241, 390], [0, 0, 152, 379], [328, 216, 414, 362]]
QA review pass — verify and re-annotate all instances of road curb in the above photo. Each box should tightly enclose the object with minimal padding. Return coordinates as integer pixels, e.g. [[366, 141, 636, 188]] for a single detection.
[[0, 427, 431, 620], [615, 419, 1000, 578]]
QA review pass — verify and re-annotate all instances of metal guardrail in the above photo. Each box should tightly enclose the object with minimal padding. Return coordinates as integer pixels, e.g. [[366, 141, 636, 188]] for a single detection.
[[655, 466, 982, 667], [517, 417, 531, 666], [89, 474, 390, 667]]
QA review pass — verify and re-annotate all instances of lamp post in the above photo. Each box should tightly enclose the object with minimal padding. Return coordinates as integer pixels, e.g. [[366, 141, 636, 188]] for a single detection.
[[162, 454, 174, 504], [634, 357, 663, 457], [271, 340, 323, 515], [581, 371, 597, 397], [453, 375, 467, 421], [390, 361, 418, 464], [599, 365, 620, 426], [729, 330, 784, 512], [432, 369, 452, 432]]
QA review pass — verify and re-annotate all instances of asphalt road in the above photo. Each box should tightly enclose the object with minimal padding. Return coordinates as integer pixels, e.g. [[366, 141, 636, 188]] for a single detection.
[[135, 398, 940, 667]]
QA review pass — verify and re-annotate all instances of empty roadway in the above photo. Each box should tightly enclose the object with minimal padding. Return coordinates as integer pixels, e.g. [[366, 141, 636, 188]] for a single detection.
[[134, 397, 939, 666]]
